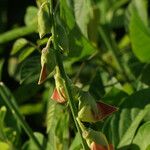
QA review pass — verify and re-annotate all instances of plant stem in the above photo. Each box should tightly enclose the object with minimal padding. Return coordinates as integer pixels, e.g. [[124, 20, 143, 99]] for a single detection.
[[0, 25, 36, 44], [98, 26, 123, 73], [99, 26, 133, 82], [0, 83, 43, 150], [50, 1, 89, 149], [54, 49, 88, 150]]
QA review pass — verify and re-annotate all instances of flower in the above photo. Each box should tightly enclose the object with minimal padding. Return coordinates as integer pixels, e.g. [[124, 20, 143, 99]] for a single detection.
[[51, 88, 66, 103], [78, 101, 118, 123], [91, 142, 114, 150], [94, 101, 118, 120]]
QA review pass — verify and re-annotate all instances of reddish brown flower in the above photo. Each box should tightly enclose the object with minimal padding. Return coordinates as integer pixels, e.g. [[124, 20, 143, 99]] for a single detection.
[[94, 101, 118, 120], [51, 88, 66, 103], [91, 142, 114, 150]]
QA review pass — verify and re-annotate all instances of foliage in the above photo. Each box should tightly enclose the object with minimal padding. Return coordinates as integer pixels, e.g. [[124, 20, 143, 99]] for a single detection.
[[0, 0, 150, 149]]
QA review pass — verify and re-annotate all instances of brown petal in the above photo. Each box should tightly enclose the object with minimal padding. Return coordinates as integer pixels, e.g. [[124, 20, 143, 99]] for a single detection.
[[95, 101, 118, 120], [38, 64, 47, 85], [51, 88, 66, 103]]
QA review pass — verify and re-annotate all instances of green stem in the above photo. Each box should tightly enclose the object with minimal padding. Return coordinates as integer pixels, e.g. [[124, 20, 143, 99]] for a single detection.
[[0, 83, 43, 150], [53, 40, 89, 150], [0, 25, 36, 44], [99, 26, 131, 81], [99, 26, 123, 73], [49, 1, 89, 149]]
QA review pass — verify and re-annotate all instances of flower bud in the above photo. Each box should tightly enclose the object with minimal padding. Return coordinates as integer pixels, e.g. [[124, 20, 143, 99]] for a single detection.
[[51, 66, 67, 103], [38, 38, 56, 84]]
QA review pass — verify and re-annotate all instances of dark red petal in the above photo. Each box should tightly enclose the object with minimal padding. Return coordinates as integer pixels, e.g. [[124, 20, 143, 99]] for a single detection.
[[51, 88, 66, 103], [38, 64, 47, 85], [96, 101, 118, 120]]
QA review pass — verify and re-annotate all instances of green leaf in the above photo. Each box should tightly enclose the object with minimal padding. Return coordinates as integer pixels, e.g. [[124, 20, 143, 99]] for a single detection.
[[0, 106, 7, 140], [18, 46, 35, 63], [103, 87, 128, 106], [130, 6, 150, 62], [56, 22, 69, 54], [118, 105, 150, 148], [69, 133, 82, 150], [24, 6, 38, 26], [103, 88, 150, 148], [0, 26, 36, 44], [14, 83, 41, 104], [74, 0, 91, 37], [60, 0, 75, 30], [60, 0, 96, 61], [0, 58, 4, 80], [11, 38, 28, 55], [20, 56, 41, 84], [38, 2, 52, 38], [89, 70, 105, 100], [0, 83, 22, 147], [22, 132, 46, 150], [0, 142, 10, 150], [132, 121, 150, 150], [132, 0, 148, 26], [140, 64, 150, 86]]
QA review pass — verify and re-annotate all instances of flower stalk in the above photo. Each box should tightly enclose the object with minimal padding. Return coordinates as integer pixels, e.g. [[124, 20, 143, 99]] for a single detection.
[[49, 0, 89, 149]]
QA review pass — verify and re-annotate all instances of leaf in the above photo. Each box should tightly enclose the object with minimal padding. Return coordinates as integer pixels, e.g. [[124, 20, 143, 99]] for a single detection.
[[74, 0, 91, 37], [0, 58, 4, 80], [46, 102, 57, 133], [38, 2, 52, 38], [102, 88, 150, 149], [14, 83, 41, 104], [117, 105, 150, 148], [132, 121, 150, 150], [18, 46, 35, 63], [69, 133, 82, 150], [0, 142, 10, 150], [60, 0, 75, 30], [24, 6, 38, 26], [59, 0, 96, 62], [22, 132, 46, 150], [140, 64, 150, 86], [132, 0, 148, 26], [11, 38, 28, 55], [130, 6, 150, 62], [0, 26, 36, 44], [0, 83, 21, 147], [0, 106, 7, 140], [89, 70, 105, 100], [103, 87, 128, 106], [55, 21, 69, 54], [20, 56, 41, 84], [47, 100, 67, 150]]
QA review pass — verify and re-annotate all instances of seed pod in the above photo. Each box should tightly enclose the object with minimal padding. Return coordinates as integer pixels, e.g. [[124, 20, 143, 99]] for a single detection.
[[83, 129, 109, 149], [38, 2, 52, 39]]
